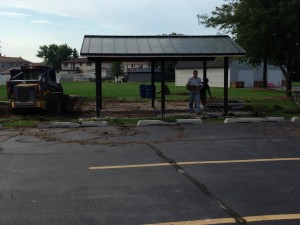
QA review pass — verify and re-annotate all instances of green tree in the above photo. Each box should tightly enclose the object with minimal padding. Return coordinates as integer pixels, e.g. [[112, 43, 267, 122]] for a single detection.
[[36, 43, 75, 70], [110, 62, 125, 82], [72, 48, 79, 59], [198, 0, 300, 96], [165, 61, 176, 81], [151, 60, 176, 81]]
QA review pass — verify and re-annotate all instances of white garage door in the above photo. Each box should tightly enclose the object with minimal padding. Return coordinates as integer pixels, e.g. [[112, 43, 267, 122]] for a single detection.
[[238, 70, 253, 87], [268, 70, 282, 86]]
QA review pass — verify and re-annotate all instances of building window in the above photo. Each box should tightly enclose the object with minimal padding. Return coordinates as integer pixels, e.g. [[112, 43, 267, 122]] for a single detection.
[[63, 63, 68, 68], [80, 63, 82, 66], [86, 62, 92, 66]]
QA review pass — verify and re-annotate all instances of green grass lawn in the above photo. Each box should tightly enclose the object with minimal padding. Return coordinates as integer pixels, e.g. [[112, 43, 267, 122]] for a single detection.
[[60, 81, 299, 99], [1, 81, 299, 101], [60, 81, 188, 100]]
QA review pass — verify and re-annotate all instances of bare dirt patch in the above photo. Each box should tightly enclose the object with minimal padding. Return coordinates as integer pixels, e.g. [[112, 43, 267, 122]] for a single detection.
[[0, 99, 191, 122], [79, 99, 190, 118]]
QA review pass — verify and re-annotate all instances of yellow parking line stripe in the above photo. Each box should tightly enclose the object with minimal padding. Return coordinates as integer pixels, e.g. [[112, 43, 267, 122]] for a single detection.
[[89, 157, 300, 170], [142, 213, 300, 225], [89, 162, 171, 170]]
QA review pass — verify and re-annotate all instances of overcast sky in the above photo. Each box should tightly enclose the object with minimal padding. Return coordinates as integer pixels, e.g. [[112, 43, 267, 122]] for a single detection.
[[0, 0, 224, 62]]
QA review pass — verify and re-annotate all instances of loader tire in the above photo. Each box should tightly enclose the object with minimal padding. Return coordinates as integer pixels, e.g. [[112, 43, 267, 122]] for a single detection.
[[61, 95, 73, 113], [47, 94, 62, 114]]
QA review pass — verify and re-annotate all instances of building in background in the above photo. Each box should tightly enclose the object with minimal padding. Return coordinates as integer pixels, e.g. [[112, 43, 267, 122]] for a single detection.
[[230, 61, 285, 87], [0, 56, 31, 84], [59, 58, 151, 82], [1, 56, 31, 74], [175, 60, 225, 87], [175, 60, 285, 88], [127, 67, 161, 82], [59, 58, 111, 82]]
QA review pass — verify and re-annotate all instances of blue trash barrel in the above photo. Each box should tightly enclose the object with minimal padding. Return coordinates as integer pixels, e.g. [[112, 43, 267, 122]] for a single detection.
[[146, 85, 156, 99], [139, 84, 146, 98]]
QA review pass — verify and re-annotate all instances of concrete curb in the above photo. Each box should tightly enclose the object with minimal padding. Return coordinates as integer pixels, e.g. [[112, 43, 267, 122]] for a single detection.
[[176, 119, 203, 124], [224, 117, 286, 124], [137, 119, 203, 126], [137, 120, 171, 126], [37, 122, 79, 129], [291, 117, 300, 122], [37, 121, 108, 129], [78, 121, 108, 127]]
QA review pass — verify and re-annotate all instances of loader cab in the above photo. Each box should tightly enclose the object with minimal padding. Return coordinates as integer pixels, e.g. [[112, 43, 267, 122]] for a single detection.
[[9, 65, 51, 81]]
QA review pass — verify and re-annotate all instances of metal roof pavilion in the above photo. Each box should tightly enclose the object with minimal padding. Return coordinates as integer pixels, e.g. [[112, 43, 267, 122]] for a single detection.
[[81, 35, 246, 60], [80, 35, 246, 117]]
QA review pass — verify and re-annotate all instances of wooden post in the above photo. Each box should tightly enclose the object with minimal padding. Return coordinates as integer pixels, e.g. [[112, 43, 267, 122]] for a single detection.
[[161, 61, 165, 117], [203, 60, 207, 80], [224, 57, 229, 115], [263, 58, 267, 88], [95, 60, 102, 118], [151, 60, 155, 108], [203, 60, 207, 102]]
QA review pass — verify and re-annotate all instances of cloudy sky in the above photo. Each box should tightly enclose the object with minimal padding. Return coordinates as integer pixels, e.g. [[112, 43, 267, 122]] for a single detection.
[[0, 0, 224, 62]]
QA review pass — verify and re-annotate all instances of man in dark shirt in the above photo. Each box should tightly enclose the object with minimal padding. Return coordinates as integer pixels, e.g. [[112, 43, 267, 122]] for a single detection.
[[200, 77, 213, 110]]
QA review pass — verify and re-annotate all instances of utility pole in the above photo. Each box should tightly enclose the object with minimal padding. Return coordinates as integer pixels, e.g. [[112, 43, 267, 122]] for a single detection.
[[0, 41, 2, 57]]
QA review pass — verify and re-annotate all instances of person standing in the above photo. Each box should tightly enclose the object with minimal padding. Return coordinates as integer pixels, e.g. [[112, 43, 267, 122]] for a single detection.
[[200, 77, 213, 110], [186, 70, 202, 115]]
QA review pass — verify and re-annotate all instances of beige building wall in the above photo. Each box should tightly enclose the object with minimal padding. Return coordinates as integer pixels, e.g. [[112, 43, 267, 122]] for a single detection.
[[175, 68, 231, 87]]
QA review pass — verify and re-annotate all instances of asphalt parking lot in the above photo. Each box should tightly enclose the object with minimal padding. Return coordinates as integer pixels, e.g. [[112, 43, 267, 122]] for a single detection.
[[0, 122, 300, 225]]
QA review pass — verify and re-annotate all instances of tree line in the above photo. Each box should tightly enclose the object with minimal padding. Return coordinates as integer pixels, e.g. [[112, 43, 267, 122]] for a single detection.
[[198, 0, 300, 96], [36, 44, 79, 71]]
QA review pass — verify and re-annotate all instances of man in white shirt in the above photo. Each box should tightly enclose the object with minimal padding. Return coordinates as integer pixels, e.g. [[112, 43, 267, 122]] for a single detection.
[[186, 70, 202, 115]]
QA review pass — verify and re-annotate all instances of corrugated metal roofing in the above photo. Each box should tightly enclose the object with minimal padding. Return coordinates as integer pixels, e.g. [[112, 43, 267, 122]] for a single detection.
[[80, 35, 246, 60], [175, 59, 232, 69], [62, 57, 89, 63]]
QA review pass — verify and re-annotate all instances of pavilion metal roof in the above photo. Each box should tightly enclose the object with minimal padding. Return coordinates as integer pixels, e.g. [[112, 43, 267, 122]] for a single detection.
[[80, 35, 246, 61]]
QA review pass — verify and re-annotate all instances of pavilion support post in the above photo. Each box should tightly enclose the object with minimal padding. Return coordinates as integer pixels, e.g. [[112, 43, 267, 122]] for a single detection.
[[224, 57, 229, 115], [203, 60, 207, 80], [151, 60, 155, 108], [263, 58, 267, 88], [95, 60, 102, 118], [202, 60, 207, 103], [161, 61, 166, 117]]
